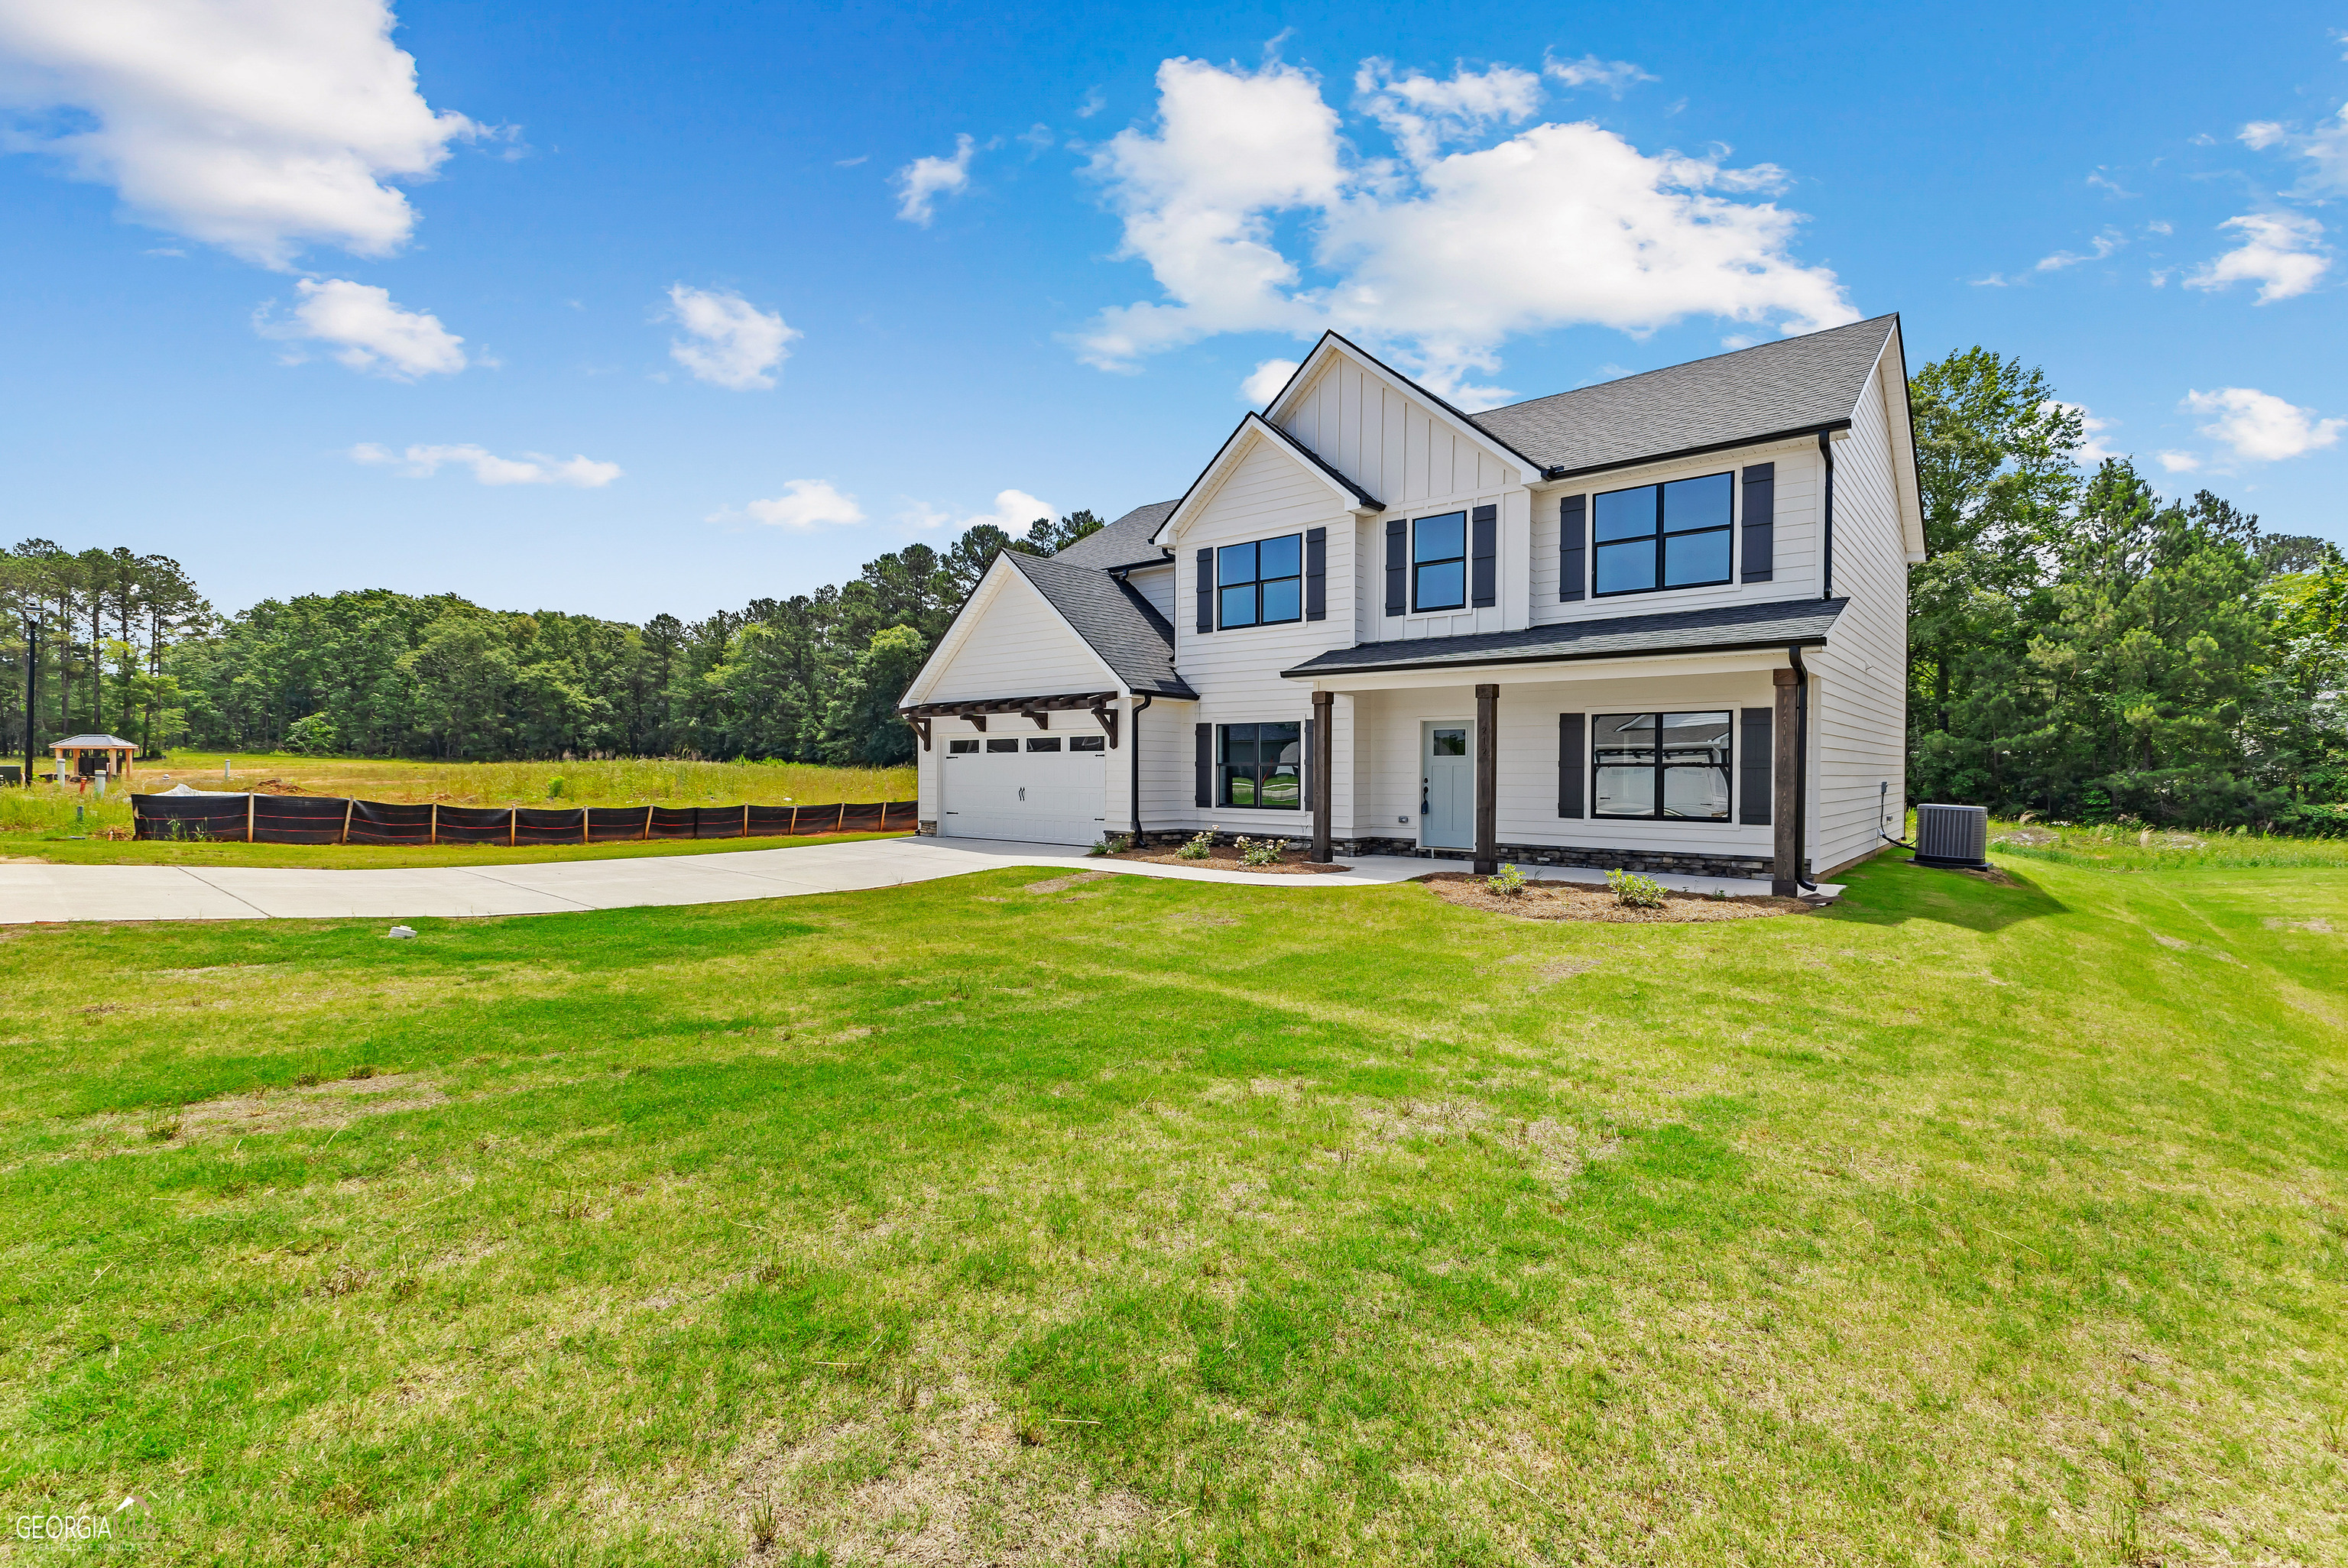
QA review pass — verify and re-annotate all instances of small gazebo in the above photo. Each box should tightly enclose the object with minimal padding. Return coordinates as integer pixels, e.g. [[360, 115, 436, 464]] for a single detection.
[[50, 734, 140, 781]]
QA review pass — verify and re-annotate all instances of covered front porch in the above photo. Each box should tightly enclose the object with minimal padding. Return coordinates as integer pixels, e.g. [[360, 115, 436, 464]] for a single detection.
[[1283, 652, 1818, 896]]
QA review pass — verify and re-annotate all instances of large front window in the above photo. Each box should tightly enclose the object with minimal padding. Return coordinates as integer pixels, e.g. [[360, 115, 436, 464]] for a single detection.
[[1218, 535, 1302, 627], [1412, 511, 1467, 611], [1218, 722, 1301, 808], [1593, 473, 1733, 595], [1593, 711, 1733, 820]]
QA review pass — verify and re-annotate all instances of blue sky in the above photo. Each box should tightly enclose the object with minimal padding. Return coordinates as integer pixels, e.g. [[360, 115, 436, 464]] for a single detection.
[[2, 1, 2344, 623]]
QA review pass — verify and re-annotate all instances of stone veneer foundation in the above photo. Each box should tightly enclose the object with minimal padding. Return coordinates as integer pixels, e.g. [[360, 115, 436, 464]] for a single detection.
[[1118, 829, 1795, 880]]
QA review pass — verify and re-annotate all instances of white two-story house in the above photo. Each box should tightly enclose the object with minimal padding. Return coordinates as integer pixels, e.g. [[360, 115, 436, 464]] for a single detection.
[[897, 315, 1925, 893]]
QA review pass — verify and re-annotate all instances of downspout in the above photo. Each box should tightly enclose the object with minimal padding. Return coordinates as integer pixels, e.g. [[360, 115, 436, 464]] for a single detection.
[[1816, 431, 1836, 601], [1789, 643, 1816, 892], [1129, 692, 1153, 840]]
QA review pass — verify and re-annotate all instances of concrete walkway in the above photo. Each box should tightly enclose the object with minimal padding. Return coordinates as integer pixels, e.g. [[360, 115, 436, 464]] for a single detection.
[[0, 837, 1840, 924]]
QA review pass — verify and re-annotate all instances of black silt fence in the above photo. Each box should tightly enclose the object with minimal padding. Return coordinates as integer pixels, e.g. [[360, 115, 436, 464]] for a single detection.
[[134, 793, 916, 846]]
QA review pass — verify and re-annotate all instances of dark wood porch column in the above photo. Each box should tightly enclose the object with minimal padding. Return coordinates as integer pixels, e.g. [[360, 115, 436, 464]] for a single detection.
[[1474, 683, 1499, 875], [1772, 668, 1800, 896], [1310, 689, 1334, 863]]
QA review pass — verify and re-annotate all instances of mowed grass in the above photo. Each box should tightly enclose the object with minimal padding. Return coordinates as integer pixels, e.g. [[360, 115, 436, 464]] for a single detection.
[[2, 854, 2343, 1565], [0, 753, 916, 867]]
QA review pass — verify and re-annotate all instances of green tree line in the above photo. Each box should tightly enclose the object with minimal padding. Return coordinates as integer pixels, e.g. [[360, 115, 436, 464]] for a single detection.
[[1, 513, 1102, 769], [1910, 349, 2346, 831]]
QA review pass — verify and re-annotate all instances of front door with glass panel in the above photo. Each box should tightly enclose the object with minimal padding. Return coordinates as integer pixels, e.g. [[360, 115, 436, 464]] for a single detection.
[[1421, 721, 1473, 849]]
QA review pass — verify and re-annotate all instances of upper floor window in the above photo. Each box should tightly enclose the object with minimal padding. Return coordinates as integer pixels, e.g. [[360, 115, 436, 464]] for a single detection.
[[1594, 473, 1733, 596], [1218, 535, 1302, 627], [1412, 511, 1467, 611]]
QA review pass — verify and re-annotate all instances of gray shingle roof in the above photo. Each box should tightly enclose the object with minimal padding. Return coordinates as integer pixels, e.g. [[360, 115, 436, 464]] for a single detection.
[[1468, 316, 1899, 477], [1007, 551, 1198, 698], [1282, 598, 1846, 678], [1051, 500, 1179, 569]]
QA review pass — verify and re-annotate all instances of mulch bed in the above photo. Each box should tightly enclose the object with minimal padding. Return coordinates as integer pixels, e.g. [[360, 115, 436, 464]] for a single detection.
[[1105, 845, 1351, 876], [1420, 871, 1816, 922]]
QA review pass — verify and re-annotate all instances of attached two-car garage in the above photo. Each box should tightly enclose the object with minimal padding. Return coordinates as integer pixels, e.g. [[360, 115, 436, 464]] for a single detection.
[[939, 734, 1110, 845]]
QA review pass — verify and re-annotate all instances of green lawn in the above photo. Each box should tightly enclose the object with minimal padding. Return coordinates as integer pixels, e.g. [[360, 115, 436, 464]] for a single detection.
[[2, 852, 2343, 1564]]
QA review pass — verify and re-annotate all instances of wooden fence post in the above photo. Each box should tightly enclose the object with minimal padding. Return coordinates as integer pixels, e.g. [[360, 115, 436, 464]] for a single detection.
[[642, 804, 653, 841], [246, 793, 255, 844], [741, 804, 750, 838], [836, 802, 847, 834], [341, 797, 354, 845], [582, 808, 590, 846], [509, 808, 517, 847], [429, 803, 437, 846]]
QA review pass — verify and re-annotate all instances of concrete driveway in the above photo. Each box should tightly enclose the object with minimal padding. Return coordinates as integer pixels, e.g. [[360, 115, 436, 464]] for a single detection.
[[0, 837, 1834, 924]]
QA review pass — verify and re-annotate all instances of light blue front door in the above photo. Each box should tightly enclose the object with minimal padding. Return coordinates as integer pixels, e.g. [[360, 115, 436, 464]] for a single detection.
[[1421, 721, 1474, 849]]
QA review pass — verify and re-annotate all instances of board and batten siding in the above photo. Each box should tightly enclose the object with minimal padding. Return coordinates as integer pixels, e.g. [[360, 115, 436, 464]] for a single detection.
[[1275, 358, 1532, 642], [1807, 355, 1911, 874], [920, 573, 1118, 704]]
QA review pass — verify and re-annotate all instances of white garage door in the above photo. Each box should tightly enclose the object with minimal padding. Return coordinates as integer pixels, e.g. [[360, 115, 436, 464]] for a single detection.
[[941, 736, 1110, 845]]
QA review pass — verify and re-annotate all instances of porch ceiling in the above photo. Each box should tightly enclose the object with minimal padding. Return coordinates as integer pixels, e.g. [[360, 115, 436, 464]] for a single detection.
[[1280, 597, 1845, 681]]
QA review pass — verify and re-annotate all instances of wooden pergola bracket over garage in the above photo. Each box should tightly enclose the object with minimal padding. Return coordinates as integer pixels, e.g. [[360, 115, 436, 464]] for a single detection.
[[898, 692, 1123, 751]]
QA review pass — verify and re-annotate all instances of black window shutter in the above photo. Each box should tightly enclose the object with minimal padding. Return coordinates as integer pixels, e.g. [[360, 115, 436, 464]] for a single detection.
[[1302, 718, 1314, 805], [1304, 527, 1326, 621], [1195, 549, 1214, 632], [1195, 724, 1213, 808], [1741, 464, 1775, 583], [1470, 505, 1497, 607], [1558, 713, 1584, 818], [1559, 494, 1587, 601], [1383, 517, 1406, 617], [1740, 708, 1772, 824]]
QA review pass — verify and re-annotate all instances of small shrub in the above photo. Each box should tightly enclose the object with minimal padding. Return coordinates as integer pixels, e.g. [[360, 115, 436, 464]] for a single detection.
[[546, 776, 567, 799], [1484, 863, 1528, 896], [1089, 834, 1130, 857], [1176, 828, 1215, 860], [1606, 867, 1665, 908], [1235, 837, 1281, 867]]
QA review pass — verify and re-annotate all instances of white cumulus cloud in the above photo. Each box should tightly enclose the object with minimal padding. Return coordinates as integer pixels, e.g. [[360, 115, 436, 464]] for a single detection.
[[349, 442, 620, 486], [258, 277, 465, 378], [1356, 59, 1542, 167], [1242, 358, 1301, 404], [1543, 53, 1656, 96], [894, 133, 974, 225], [899, 488, 1055, 535], [709, 479, 865, 530], [2185, 212, 2330, 303], [2184, 387, 2344, 462], [1075, 56, 1853, 403], [2156, 451, 2201, 473], [663, 284, 796, 390], [2238, 104, 2348, 197], [2036, 229, 2124, 271], [0, 0, 478, 268], [2045, 400, 2122, 464]]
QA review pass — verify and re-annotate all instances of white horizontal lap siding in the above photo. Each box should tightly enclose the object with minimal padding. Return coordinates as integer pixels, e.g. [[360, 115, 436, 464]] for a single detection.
[[1122, 562, 1176, 624], [1171, 433, 1356, 831], [923, 578, 1116, 703], [1343, 672, 1779, 854], [1529, 440, 1822, 627], [1808, 359, 1912, 873]]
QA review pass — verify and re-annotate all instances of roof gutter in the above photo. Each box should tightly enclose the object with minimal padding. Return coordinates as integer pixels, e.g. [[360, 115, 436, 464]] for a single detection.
[[1128, 692, 1152, 839], [1536, 420, 1852, 484], [1817, 430, 1837, 601], [1277, 628, 1834, 681]]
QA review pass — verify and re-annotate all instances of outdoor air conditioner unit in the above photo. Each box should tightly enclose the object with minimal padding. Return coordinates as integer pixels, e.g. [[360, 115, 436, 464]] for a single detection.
[[1912, 803, 1990, 870]]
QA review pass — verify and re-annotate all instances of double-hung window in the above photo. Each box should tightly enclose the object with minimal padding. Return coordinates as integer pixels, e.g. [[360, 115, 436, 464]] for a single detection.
[[1592, 711, 1733, 821], [1412, 511, 1467, 611], [1218, 535, 1302, 628], [1593, 473, 1733, 595], [1218, 722, 1301, 808]]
